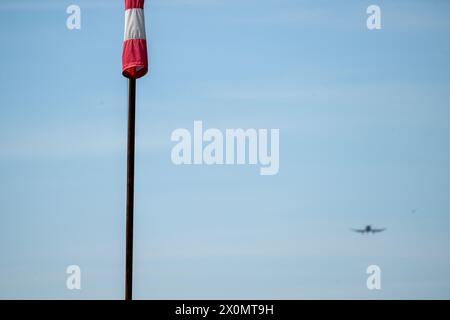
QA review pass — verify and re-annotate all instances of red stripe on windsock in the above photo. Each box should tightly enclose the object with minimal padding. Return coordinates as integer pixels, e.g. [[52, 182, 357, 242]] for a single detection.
[[125, 0, 144, 10], [122, 39, 148, 79]]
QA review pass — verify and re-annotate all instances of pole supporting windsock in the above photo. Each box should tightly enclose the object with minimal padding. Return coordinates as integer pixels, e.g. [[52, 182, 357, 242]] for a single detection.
[[125, 78, 136, 301], [122, 0, 148, 301]]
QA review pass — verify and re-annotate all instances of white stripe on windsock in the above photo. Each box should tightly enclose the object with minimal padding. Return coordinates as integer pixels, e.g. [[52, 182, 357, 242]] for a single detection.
[[124, 8, 146, 41]]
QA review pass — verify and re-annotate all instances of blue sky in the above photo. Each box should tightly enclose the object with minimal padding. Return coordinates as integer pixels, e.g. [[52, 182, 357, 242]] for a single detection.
[[0, 0, 450, 299]]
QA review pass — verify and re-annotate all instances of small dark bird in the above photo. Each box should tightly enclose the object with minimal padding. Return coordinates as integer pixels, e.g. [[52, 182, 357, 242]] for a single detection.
[[351, 225, 386, 234]]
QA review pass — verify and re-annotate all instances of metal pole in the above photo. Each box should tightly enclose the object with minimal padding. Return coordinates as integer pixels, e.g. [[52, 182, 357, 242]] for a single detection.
[[125, 78, 136, 300]]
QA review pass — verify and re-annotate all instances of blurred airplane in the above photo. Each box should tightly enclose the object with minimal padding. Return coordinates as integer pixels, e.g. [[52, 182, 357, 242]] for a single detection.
[[351, 225, 386, 234]]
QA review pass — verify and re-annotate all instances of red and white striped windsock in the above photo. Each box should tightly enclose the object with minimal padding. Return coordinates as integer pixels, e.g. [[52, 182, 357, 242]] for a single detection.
[[122, 0, 148, 79]]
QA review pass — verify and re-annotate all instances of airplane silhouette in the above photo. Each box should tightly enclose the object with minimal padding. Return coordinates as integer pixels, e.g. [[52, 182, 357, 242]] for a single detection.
[[351, 225, 386, 234]]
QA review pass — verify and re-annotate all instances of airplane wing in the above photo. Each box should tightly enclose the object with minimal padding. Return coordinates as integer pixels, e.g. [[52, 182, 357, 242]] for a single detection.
[[372, 228, 386, 233], [351, 229, 365, 233]]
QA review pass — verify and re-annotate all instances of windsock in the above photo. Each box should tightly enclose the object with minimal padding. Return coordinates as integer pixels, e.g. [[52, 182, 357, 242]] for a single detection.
[[122, 0, 148, 79]]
